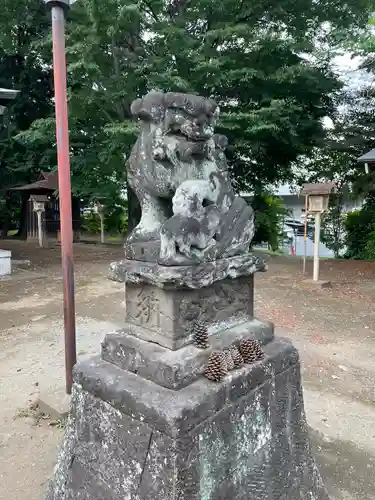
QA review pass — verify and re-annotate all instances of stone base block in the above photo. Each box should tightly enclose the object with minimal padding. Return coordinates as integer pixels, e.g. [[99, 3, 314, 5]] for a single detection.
[[46, 338, 330, 500], [102, 318, 274, 389], [109, 253, 266, 288], [125, 276, 255, 349]]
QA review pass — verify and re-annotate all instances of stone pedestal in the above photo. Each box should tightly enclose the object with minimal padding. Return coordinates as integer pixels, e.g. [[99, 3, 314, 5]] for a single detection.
[[46, 255, 330, 500], [125, 276, 254, 350]]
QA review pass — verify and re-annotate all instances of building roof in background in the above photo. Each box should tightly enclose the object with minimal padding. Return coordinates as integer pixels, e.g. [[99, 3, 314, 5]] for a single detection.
[[9, 172, 58, 192], [357, 149, 375, 163], [240, 184, 298, 198], [277, 184, 294, 196]]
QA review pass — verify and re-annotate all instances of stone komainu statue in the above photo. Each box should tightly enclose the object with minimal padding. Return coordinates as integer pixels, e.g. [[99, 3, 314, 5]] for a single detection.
[[46, 91, 330, 500], [126, 91, 254, 265]]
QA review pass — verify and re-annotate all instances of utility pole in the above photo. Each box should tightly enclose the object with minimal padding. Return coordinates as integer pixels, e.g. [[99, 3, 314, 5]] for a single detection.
[[45, 0, 76, 394]]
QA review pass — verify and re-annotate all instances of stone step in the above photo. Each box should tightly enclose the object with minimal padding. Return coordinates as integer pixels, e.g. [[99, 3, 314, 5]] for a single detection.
[[101, 318, 274, 390]]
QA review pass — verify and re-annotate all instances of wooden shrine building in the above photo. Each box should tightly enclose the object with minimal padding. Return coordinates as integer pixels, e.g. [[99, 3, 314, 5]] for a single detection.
[[9, 172, 81, 242]]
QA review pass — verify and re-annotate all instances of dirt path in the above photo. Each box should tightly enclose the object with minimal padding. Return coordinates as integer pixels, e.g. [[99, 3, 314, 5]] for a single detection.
[[0, 242, 374, 499], [0, 242, 125, 500], [256, 256, 375, 499]]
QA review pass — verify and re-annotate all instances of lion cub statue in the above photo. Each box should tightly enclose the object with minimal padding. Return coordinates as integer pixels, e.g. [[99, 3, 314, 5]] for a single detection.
[[159, 175, 222, 265]]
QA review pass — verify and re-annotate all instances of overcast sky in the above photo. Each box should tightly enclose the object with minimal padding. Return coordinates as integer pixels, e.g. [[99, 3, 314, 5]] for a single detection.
[[333, 53, 368, 89]]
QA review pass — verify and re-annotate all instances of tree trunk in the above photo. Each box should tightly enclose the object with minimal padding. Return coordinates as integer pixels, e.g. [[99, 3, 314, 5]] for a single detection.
[[0, 221, 9, 239], [0, 195, 11, 238], [126, 182, 141, 235], [14, 192, 28, 240], [99, 213, 105, 243]]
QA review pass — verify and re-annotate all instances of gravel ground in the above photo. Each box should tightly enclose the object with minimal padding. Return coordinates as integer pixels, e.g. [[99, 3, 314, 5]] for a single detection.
[[0, 241, 374, 500]]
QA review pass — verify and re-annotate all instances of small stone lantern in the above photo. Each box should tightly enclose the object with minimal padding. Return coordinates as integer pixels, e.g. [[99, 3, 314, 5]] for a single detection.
[[94, 199, 106, 244], [307, 192, 330, 213], [300, 182, 336, 284], [30, 194, 48, 247]]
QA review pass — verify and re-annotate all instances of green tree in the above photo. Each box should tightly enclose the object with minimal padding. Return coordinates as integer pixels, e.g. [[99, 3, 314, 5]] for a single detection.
[[16, 0, 143, 223], [12, 0, 375, 229], [292, 85, 375, 258], [294, 132, 360, 259], [344, 196, 375, 259], [0, 0, 53, 237], [251, 194, 289, 251], [320, 191, 347, 258]]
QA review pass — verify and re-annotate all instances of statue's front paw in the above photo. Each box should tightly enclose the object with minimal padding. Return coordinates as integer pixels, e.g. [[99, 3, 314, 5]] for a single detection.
[[128, 227, 160, 243], [158, 254, 199, 266], [203, 241, 218, 261]]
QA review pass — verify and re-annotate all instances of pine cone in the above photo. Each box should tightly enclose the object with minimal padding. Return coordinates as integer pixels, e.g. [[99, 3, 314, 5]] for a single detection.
[[223, 348, 235, 371], [239, 338, 264, 364], [229, 346, 244, 368], [192, 320, 209, 349], [204, 351, 228, 382]]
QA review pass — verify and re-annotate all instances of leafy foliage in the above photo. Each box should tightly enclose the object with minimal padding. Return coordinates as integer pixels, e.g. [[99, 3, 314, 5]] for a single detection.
[[1, 0, 374, 240], [344, 196, 375, 259], [320, 191, 347, 258], [0, 0, 53, 235], [363, 227, 375, 259], [81, 211, 102, 234], [251, 194, 289, 251], [81, 206, 128, 235], [16, 0, 372, 195]]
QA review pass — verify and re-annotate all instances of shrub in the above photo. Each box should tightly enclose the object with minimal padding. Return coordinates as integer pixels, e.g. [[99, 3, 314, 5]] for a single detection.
[[81, 205, 128, 235], [104, 205, 127, 234], [363, 227, 375, 260], [81, 210, 101, 234], [251, 194, 289, 251], [344, 196, 375, 259], [320, 192, 346, 258]]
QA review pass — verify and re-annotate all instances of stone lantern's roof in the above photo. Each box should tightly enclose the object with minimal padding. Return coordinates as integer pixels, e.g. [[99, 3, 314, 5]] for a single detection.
[[0, 88, 19, 105], [300, 182, 336, 196]]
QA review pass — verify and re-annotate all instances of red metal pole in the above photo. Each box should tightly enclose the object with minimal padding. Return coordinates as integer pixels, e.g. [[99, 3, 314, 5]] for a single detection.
[[48, 0, 77, 394]]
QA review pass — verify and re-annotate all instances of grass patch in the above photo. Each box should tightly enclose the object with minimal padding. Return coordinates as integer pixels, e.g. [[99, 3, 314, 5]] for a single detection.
[[106, 235, 124, 243]]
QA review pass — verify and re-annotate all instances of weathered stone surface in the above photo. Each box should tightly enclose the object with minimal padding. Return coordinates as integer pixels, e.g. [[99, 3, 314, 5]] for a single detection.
[[46, 338, 330, 500], [159, 177, 222, 265], [73, 338, 300, 438], [157, 175, 255, 265], [46, 385, 173, 500], [49, 171, 330, 500], [102, 319, 274, 389], [125, 91, 256, 264], [109, 253, 266, 288], [108, 259, 128, 282], [124, 276, 255, 349]]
